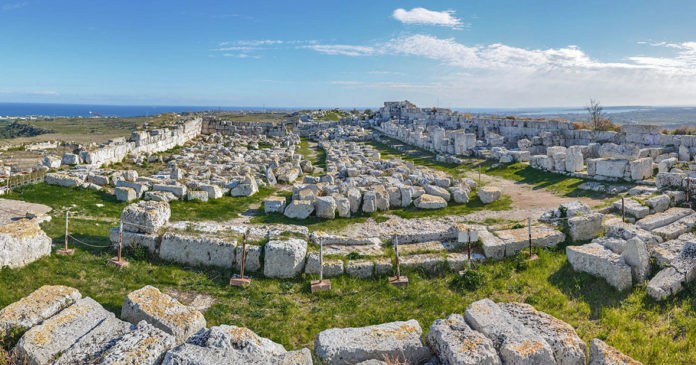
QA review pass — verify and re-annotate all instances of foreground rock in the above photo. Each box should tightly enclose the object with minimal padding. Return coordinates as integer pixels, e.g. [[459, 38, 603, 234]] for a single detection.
[[427, 314, 501, 365], [121, 200, 171, 234], [121, 285, 206, 344], [163, 325, 311, 364], [478, 186, 502, 204], [264, 238, 308, 278], [0, 285, 81, 341], [414, 194, 448, 209], [95, 320, 175, 365], [464, 299, 556, 364], [566, 242, 633, 291], [589, 338, 643, 365], [0, 219, 52, 269], [314, 319, 431, 365]]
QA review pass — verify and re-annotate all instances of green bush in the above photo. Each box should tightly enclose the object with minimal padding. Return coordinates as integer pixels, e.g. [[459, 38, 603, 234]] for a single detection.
[[451, 270, 484, 291]]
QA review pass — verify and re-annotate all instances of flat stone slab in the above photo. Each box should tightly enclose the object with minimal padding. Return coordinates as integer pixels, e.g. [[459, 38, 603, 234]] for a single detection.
[[652, 214, 696, 241], [495, 225, 566, 256], [121, 200, 171, 234], [163, 325, 303, 364], [426, 314, 501, 365], [650, 233, 694, 266], [121, 285, 206, 344], [636, 207, 693, 231], [0, 199, 51, 227], [53, 316, 133, 365], [612, 198, 649, 219], [499, 302, 587, 365], [0, 219, 52, 269], [314, 319, 431, 365], [479, 230, 505, 260], [159, 232, 236, 269], [604, 218, 662, 246], [588, 338, 643, 364], [446, 252, 486, 271], [95, 320, 175, 365], [0, 285, 81, 341], [400, 253, 446, 273], [464, 299, 556, 365], [399, 240, 450, 254], [566, 243, 633, 291], [13, 297, 113, 365], [647, 267, 685, 301], [323, 244, 384, 257]]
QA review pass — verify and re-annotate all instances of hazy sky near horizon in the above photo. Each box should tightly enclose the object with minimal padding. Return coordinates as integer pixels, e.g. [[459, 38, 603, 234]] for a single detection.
[[1, 0, 696, 108]]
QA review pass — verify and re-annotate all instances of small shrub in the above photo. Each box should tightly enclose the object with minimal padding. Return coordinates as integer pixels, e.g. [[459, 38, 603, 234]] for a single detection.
[[346, 252, 364, 260], [572, 122, 583, 130], [451, 270, 484, 291], [123, 243, 148, 261]]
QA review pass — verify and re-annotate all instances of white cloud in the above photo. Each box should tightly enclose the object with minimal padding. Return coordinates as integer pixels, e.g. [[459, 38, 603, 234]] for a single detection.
[[223, 53, 259, 59], [302, 44, 375, 56], [2, 2, 27, 11], [392, 8, 465, 29]]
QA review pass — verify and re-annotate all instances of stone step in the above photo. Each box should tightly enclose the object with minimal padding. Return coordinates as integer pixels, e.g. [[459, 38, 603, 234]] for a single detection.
[[53, 316, 133, 365], [0, 285, 81, 341], [494, 225, 566, 257], [121, 285, 206, 345], [636, 207, 693, 231], [652, 214, 696, 240], [566, 243, 633, 291], [612, 198, 648, 219], [463, 299, 556, 365], [94, 320, 175, 365], [13, 297, 113, 365]]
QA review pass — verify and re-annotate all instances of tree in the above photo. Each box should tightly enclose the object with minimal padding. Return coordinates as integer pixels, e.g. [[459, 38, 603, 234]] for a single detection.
[[586, 99, 603, 131]]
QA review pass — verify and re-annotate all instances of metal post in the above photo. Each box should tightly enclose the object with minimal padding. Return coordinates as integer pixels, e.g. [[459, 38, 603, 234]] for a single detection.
[[528, 217, 533, 258], [118, 221, 123, 262], [478, 165, 481, 187], [467, 228, 472, 270], [240, 230, 247, 279], [65, 211, 69, 251], [621, 197, 625, 223], [394, 236, 401, 280], [319, 237, 324, 282], [687, 178, 691, 203]]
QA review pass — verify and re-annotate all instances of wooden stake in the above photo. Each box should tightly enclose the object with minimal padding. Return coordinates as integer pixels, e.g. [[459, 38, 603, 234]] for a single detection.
[[57, 211, 74, 256], [311, 237, 331, 292], [621, 197, 625, 223]]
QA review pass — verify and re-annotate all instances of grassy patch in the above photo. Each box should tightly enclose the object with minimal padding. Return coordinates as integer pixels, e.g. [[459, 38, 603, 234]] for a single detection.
[[8, 183, 126, 218], [389, 195, 512, 219], [1, 242, 695, 363], [170, 187, 277, 221]]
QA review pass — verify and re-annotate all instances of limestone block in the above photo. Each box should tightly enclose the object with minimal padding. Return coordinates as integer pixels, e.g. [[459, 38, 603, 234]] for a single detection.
[[315, 196, 337, 219], [621, 237, 651, 283], [565, 146, 584, 172], [263, 238, 307, 278], [630, 157, 653, 181], [399, 186, 413, 207], [13, 297, 113, 365], [45, 173, 83, 187], [386, 186, 402, 208], [0, 285, 81, 341], [61, 153, 80, 165], [116, 180, 149, 197], [414, 194, 447, 209], [284, 200, 314, 219], [304, 251, 344, 277], [568, 213, 603, 242], [0, 220, 52, 269], [95, 320, 175, 365], [426, 314, 501, 365], [566, 243, 633, 291], [109, 228, 159, 253], [588, 338, 642, 365], [333, 194, 351, 218], [478, 186, 502, 204], [121, 285, 206, 344], [154, 183, 187, 198], [400, 254, 446, 273], [560, 200, 591, 218], [159, 232, 236, 268], [348, 188, 362, 214], [199, 184, 223, 199], [598, 143, 640, 160], [121, 201, 171, 234], [647, 267, 684, 301], [612, 198, 648, 219], [446, 253, 485, 271], [658, 157, 678, 173], [450, 186, 470, 204], [314, 319, 431, 365], [264, 196, 287, 214], [345, 260, 374, 278], [234, 245, 262, 272], [479, 230, 505, 260], [499, 302, 587, 365], [115, 186, 137, 202], [362, 191, 377, 213], [464, 299, 555, 365], [53, 316, 132, 365], [595, 159, 628, 178], [645, 194, 670, 213]]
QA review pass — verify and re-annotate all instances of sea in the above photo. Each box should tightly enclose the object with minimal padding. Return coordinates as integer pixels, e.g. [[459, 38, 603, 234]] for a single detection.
[[0, 102, 286, 118]]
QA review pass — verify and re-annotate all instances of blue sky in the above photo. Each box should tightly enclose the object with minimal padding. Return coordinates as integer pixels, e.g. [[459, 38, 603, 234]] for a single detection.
[[1, 0, 696, 108]]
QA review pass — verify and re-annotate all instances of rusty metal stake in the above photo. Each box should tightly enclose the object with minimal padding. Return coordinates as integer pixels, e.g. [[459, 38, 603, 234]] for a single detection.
[[57, 211, 74, 256], [622, 197, 625, 223], [230, 229, 251, 286], [390, 235, 408, 287], [528, 217, 537, 261]]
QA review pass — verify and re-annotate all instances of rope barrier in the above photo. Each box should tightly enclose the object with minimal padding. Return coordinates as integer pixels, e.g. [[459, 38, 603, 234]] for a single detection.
[[67, 234, 113, 248]]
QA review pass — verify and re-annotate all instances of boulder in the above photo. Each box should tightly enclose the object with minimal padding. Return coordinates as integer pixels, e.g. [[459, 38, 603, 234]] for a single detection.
[[414, 194, 448, 209], [566, 243, 633, 291], [348, 188, 362, 214], [0, 219, 52, 269], [333, 194, 351, 218], [315, 196, 337, 219], [598, 143, 640, 160], [264, 238, 307, 278], [314, 319, 431, 365], [426, 314, 501, 365], [264, 196, 287, 214], [362, 191, 377, 213], [499, 302, 587, 365], [588, 338, 642, 365], [53, 316, 133, 365], [450, 186, 470, 204], [0, 285, 81, 341], [645, 194, 670, 213], [478, 186, 502, 204], [121, 201, 171, 234], [621, 237, 651, 283], [115, 186, 137, 202], [464, 299, 555, 365], [159, 232, 236, 269], [95, 320, 175, 365], [425, 184, 451, 201], [568, 213, 603, 242], [284, 200, 314, 219], [630, 157, 653, 181], [121, 285, 206, 344]]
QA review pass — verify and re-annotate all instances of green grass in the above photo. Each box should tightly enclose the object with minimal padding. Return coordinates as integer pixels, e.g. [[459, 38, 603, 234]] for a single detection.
[[8, 183, 127, 218], [318, 111, 346, 121], [483, 162, 627, 198], [170, 187, 277, 221], [389, 194, 512, 219], [297, 138, 326, 172], [1, 238, 695, 363]]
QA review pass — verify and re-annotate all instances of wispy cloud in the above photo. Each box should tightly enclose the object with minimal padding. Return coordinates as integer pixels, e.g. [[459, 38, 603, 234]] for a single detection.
[[2, 1, 27, 11], [302, 44, 375, 56], [223, 53, 259, 59], [392, 7, 466, 29]]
